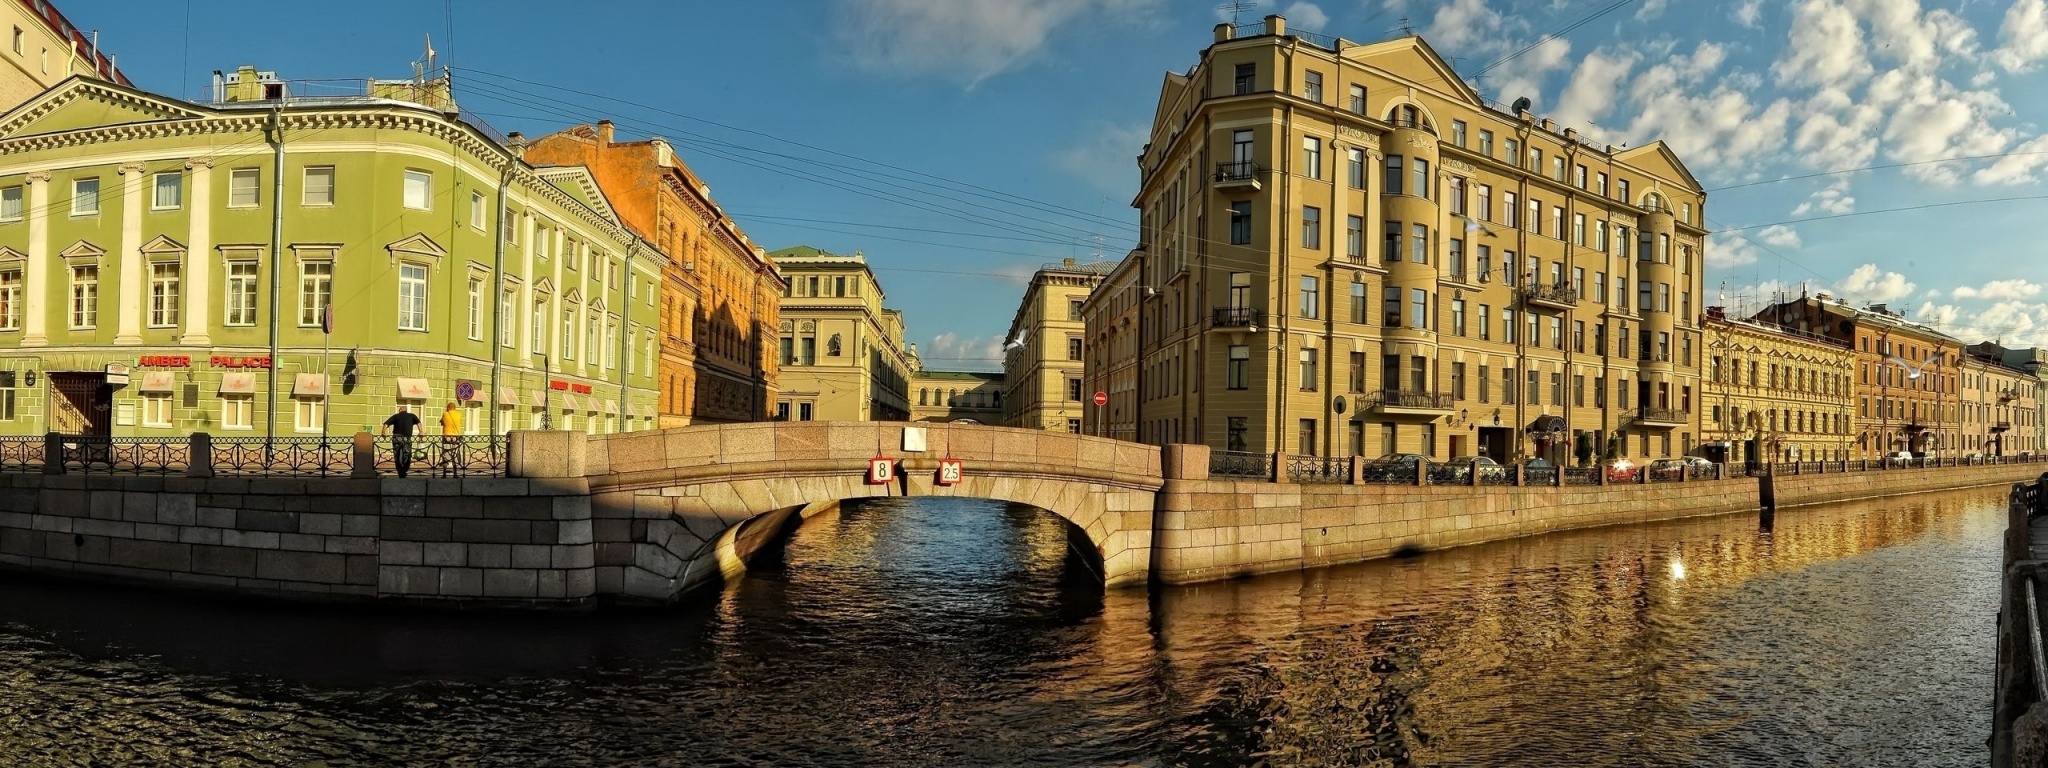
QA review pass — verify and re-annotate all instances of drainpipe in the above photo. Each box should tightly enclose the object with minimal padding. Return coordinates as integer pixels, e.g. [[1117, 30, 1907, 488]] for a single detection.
[[619, 243, 636, 423], [489, 165, 510, 436], [265, 106, 285, 446], [1274, 41, 1295, 454]]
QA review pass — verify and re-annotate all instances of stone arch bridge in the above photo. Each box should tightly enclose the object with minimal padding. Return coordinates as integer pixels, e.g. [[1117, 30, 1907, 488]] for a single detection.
[[546, 422, 1164, 603]]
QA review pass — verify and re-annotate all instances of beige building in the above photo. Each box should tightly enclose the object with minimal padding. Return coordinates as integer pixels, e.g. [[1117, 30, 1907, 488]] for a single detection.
[[1701, 308, 1856, 464], [1961, 349, 2039, 457], [1002, 259, 1113, 432], [1757, 295, 1963, 458], [0, 0, 127, 110], [770, 246, 911, 421], [910, 366, 1006, 424], [1083, 17, 1707, 464]]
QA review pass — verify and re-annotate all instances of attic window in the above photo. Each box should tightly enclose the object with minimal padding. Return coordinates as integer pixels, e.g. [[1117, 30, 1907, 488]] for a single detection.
[[264, 83, 283, 100]]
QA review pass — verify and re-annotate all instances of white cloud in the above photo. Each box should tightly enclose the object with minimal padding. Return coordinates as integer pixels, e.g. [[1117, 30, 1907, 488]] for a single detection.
[[1054, 121, 1148, 194], [1916, 301, 1962, 327], [1793, 180, 1857, 215], [1635, 0, 1669, 22], [1774, 0, 1874, 91], [1706, 232, 1760, 269], [1551, 49, 1638, 134], [1757, 224, 1802, 248], [1974, 134, 2048, 185], [923, 331, 1006, 371], [833, 0, 1160, 86], [1952, 279, 2045, 300], [1618, 41, 1792, 173], [1840, 264, 1918, 304], [1486, 37, 1573, 114], [1968, 301, 2048, 346], [1992, 0, 2048, 72], [1423, 0, 1507, 52], [1283, 1, 1327, 30], [1734, 0, 1763, 28]]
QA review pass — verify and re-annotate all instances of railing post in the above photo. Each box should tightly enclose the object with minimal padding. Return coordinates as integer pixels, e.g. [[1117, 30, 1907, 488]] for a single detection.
[[1640, 463, 1650, 484], [1271, 451, 1288, 484], [1470, 461, 1482, 487], [42, 432, 62, 475], [1717, 462, 1727, 481], [351, 431, 377, 479], [1555, 463, 1565, 487], [1415, 458, 1427, 487], [1348, 455, 1361, 484], [1514, 463, 1526, 486], [186, 432, 213, 478]]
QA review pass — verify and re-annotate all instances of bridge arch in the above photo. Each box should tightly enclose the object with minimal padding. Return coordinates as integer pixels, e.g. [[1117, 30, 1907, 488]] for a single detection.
[[578, 422, 1163, 603]]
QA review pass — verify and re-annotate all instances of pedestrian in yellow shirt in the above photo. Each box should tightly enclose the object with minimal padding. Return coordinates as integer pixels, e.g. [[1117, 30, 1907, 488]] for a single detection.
[[440, 402, 463, 474]]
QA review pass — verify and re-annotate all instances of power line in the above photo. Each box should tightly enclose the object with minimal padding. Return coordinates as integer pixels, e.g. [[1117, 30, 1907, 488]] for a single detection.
[[1707, 148, 2048, 192], [1712, 194, 2048, 235]]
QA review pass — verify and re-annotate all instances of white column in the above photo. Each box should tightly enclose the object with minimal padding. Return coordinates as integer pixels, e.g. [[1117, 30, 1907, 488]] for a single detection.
[[516, 190, 535, 368], [21, 171, 49, 346], [114, 162, 146, 345], [182, 159, 213, 345]]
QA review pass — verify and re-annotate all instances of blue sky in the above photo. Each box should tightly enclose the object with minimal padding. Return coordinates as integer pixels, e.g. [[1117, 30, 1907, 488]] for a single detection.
[[80, 0, 2048, 365]]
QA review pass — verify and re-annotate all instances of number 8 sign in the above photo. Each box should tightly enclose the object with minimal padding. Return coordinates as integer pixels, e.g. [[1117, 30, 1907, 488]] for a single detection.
[[866, 457, 895, 485]]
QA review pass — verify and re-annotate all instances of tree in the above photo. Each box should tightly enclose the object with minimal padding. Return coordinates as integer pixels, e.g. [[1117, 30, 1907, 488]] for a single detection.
[[1575, 430, 1595, 467]]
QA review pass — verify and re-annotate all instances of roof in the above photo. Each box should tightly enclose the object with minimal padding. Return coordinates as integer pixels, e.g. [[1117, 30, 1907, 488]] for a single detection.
[[915, 370, 1005, 383]]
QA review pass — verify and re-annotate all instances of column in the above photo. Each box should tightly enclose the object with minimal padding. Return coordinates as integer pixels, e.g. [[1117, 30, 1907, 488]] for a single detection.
[[114, 162, 146, 345], [21, 172, 49, 346], [181, 159, 213, 345]]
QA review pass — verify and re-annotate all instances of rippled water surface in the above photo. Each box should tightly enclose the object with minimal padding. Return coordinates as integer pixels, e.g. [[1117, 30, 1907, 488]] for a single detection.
[[0, 490, 2005, 766]]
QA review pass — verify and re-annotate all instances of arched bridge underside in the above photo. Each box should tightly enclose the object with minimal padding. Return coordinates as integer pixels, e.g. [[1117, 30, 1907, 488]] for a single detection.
[[584, 422, 1164, 603]]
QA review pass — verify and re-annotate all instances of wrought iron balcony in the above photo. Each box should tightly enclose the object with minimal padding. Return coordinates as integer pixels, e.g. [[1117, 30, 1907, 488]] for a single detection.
[[1369, 389, 1456, 415], [1633, 406, 1688, 427], [1994, 421, 2013, 433], [1212, 306, 1261, 329], [1214, 161, 1264, 189], [2001, 389, 2021, 403], [1520, 282, 1579, 311]]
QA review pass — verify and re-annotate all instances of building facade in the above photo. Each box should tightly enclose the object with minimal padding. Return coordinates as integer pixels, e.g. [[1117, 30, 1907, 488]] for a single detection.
[[1083, 255, 1142, 439], [0, 69, 662, 439], [524, 121, 782, 428], [909, 366, 1005, 424], [1088, 17, 1707, 463], [1755, 295, 1961, 458], [1700, 308, 1856, 465], [769, 246, 911, 421], [1003, 258, 1112, 432], [1960, 347, 2039, 457], [0, 0, 129, 110]]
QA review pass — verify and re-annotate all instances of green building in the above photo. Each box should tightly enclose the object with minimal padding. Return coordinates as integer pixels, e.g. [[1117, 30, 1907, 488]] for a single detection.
[[0, 67, 664, 439]]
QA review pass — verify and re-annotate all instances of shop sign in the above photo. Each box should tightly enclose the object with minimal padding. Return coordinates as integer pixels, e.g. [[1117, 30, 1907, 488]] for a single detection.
[[571, 383, 592, 394], [549, 380, 570, 391], [104, 363, 130, 386], [211, 355, 273, 369], [138, 355, 191, 368]]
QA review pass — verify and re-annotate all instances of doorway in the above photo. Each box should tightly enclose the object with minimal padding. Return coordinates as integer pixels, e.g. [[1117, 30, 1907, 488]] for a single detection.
[[1477, 427, 1512, 462], [47, 372, 111, 436]]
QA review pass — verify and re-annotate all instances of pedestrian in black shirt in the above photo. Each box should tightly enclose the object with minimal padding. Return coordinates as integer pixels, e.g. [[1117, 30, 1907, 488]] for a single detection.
[[381, 404, 423, 478]]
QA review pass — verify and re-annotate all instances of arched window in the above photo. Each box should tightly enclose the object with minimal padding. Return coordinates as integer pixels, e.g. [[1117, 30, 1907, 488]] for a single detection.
[[919, 388, 927, 406]]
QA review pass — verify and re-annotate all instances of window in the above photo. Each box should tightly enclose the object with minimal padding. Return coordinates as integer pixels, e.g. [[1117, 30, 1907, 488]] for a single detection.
[[472, 192, 487, 230], [9, 27, 18, 55], [1619, 179, 1631, 204], [0, 268, 19, 330], [1451, 120, 1467, 147], [1452, 363, 1467, 400], [153, 172, 182, 210], [0, 186, 19, 222], [1477, 246, 1491, 282], [1504, 367, 1519, 404], [69, 264, 96, 329], [1447, 177, 1465, 215], [1480, 364, 1491, 402], [1409, 223, 1427, 264], [1597, 172, 1609, 197], [1384, 286, 1402, 326], [1549, 317, 1562, 349], [222, 396, 252, 430], [1299, 276, 1319, 318], [1384, 155, 1403, 195], [1658, 283, 1671, 312], [1573, 213, 1586, 245], [1573, 320, 1585, 353], [1448, 239, 1464, 279], [1452, 299, 1466, 336], [1233, 62, 1255, 94], [530, 298, 547, 354], [1069, 299, 1085, 321], [1303, 137, 1322, 180], [1552, 156, 1566, 181], [1551, 206, 1564, 239], [1300, 349, 1318, 390], [227, 169, 258, 208], [1347, 148, 1365, 189], [1478, 304, 1491, 341], [1067, 379, 1083, 401], [1349, 351, 1366, 393], [148, 263, 181, 328], [1412, 158, 1430, 200], [402, 170, 433, 210], [1503, 191, 1517, 228], [1503, 308, 1516, 344], [142, 393, 172, 428], [1346, 215, 1363, 261], [1528, 147, 1542, 171], [1229, 201, 1252, 245], [501, 289, 517, 347], [467, 277, 484, 340], [1301, 206, 1320, 249], [1299, 419, 1318, 456], [73, 177, 100, 215], [225, 261, 258, 326], [1530, 369, 1543, 406], [1228, 346, 1250, 389], [1303, 70, 1323, 102], [295, 397, 325, 432], [1067, 337, 1083, 361], [1383, 221, 1401, 263], [1574, 164, 1587, 188], [398, 263, 428, 332], [1347, 84, 1366, 113], [1350, 282, 1368, 324], [1504, 138, 1519, 165], [298, 260, 332, 326], [1410, 288, 1428, 330]]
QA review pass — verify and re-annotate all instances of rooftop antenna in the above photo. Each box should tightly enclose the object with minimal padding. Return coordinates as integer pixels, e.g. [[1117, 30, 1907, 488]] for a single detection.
[[1217, 1, 1254, 24], [1398, 17, 1414, 35]]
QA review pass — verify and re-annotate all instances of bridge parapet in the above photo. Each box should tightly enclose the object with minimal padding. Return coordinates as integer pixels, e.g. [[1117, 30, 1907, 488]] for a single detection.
[[582, 422, 1163, 488]]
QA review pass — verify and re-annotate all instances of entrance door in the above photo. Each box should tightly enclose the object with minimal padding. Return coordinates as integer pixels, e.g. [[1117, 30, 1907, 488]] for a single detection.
[[1478, 427, 1512, 462], [1449, 434, 1466, 459], [47, 372, 111, 436]]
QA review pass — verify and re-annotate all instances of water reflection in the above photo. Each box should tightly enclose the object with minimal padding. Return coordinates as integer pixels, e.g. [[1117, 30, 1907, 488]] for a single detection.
[[0, 490, 2004, 766]]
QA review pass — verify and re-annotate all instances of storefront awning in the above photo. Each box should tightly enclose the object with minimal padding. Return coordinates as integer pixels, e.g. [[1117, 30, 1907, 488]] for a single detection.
[[531, 389, 548, 408], [396, 377, 432, 401], [497, 387, 520, 406], [602, 399, 618, 415], [293, 373, 328, 398], [138, 371, 176, 393], [218, 372, 256, 395], [585, 396, 600, 412], [560, 394, 579, 411]]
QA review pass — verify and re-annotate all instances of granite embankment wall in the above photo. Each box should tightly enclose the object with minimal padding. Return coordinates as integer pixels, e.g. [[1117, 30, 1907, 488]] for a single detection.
[[1770, 461, 2048, 509], [0, 472, 595, 605]]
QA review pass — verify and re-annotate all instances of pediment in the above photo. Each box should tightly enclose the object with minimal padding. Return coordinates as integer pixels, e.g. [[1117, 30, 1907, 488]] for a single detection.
[[385, 232, 448, 260], [138, 235, 185, 255], [1614, 141, 1703, 193], [0, 245, 23, 262], [532, 277, 556, 294], [0, 77, 207, 140], [564, 288, 584, 304], [1342, 36, 1486, 109], [60, 240, 107, 260]]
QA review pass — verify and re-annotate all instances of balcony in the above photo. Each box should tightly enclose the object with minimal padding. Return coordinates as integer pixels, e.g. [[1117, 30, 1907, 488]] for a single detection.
[[1519, 282, 1579, 311], [1212, 306, 1261, 329], [2001, 389, 2021, 404], [1994, 421, 2013, 433], [1369, 389, 1456, 416], [1633, 406, 1688, 427], [1214, 161, 1264, 190]]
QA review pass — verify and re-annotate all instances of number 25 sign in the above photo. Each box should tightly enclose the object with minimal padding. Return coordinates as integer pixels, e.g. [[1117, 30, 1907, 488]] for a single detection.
[[936, 459, 964, 486], [866, 457, 896, 485]]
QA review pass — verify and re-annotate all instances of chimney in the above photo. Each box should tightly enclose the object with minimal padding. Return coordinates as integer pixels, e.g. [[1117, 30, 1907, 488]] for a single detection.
[[1264, 14, 1286, 36], [1214, 23, 1234, 43], [1540, 118, 1555, 132], [1063, 257, 1076, 267], [1564, 127, 1577, 142], [506, 131, 527, 159], [1706, 306, 1726, 321], [596, 119, 615, 145]]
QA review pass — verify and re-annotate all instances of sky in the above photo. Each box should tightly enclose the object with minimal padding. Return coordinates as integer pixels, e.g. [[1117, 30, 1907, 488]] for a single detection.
[[74, 0, 2048, 367]]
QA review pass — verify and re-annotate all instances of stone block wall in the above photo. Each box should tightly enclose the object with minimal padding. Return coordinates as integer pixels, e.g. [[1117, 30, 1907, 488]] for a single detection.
[[0, 473, 595, 607], [1772, 461, 2048, 509]]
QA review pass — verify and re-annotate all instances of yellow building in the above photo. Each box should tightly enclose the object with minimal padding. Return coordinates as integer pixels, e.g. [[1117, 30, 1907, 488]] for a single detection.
[[1083, 255, 1142, 440], [770, 246, 911, 421], [909, 367, 1005, 424], [1001, 258, 1113, 432], [0, 0, 127, 110], [1701, 308, 1856, 464], [1085, 17, 1707, 464], [1961, 349, 2039, 457]]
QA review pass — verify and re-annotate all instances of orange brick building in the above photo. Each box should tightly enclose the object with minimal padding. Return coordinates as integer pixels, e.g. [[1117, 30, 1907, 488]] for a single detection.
[[527, 121, 783, 425], [1755, 294, 1962, 457]]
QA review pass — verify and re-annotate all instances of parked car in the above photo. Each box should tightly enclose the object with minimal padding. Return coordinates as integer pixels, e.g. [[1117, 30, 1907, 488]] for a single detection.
[[1601, 457, 1638, 482], [1362, 453, 1428, 482], [1885, 450, 1915, 466], [1645, 458, 1691, 481], [1440, 456, 1507, 483]]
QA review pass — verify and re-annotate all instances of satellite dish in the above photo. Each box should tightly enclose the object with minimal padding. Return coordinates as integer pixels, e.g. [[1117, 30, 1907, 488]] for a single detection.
[[1510, 97, 1531, 114]]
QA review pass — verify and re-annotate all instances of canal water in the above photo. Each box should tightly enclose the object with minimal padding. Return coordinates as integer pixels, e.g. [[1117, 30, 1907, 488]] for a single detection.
[[0, 489, 2004, 767]]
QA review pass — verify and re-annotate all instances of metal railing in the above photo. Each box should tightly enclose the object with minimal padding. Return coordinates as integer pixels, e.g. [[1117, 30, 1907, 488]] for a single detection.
[[1371, 389, 1456, 410], [1387, 116, 1437, 135], [1635, 406, 1687, 424], [1524, 466, 1559, 486], [1360, 460, 1418, 484], [1481, 466, 1518, 486], [1214, 161, 1263, 182], [1286, 454, 1349, 484], [1209, 450, 1274, 480], [1520, 282, 1579, 308], [0, 437, 43, 472], [373, 436, 508, 478], [1213, 306, 1261, 328], [1563, 467, 1601, 485], [211, 437, 354, 477], [1689, 462, 1718, 480], [3, 432, 508, 478], [1425, 463, 1466, 485], [58, 436, 190, 475]]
